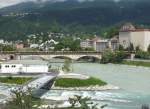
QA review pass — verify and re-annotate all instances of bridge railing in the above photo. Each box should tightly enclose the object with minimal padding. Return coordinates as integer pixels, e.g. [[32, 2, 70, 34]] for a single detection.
[[0, 51, 102, 55]]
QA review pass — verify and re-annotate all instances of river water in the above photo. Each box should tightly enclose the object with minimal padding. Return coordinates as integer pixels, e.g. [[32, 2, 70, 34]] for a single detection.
[[0, 61, 150, 109], [46, 62, 150, 109]]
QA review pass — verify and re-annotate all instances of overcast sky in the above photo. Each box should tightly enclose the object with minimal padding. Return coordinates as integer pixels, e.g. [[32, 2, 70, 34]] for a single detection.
[[0, 0, 26, 8], [0, 0, 121, 8], [0, 0, 65, 8]]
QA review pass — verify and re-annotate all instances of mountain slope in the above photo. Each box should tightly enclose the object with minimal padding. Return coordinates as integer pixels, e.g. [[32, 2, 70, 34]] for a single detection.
[[0, 0, 150, 40]]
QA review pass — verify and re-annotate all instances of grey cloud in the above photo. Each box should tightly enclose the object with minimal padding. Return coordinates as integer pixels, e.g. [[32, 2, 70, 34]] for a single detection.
[[0, 0, 121, 8]]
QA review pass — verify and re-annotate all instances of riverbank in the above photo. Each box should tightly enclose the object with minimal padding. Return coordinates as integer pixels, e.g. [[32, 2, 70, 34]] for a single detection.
[[52, 84, 119, 91], [119, 60, 150, 67], [52, 73, 118, 91], [54, 77, 107, 87], [0, 77, 32, 84]]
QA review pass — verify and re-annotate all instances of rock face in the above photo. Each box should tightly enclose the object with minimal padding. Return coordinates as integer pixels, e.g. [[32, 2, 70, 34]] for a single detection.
[[52, 84, 119, 91]]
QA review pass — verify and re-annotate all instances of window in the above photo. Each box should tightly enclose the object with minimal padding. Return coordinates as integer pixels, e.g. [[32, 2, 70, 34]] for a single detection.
[[12, 65, 16, 68], [5, 65, 9, 68]]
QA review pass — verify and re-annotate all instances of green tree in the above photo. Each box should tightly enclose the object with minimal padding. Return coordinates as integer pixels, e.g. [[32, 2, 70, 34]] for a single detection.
[[127, 43, 134, 52], [4, 88, 42, 109], [70, 39, 81, 51], [101, 49, 115, 64], [102, 26, 119, 38], [118, 44, 124, 51], [0, 44, 16, 51], [147, 44, 150, 53], [135, 46, 140, 52], [101, 49, 126, 64], [50, 20, 61, 33], [69, 95, 107, 109], [62, 59, 72, 73]]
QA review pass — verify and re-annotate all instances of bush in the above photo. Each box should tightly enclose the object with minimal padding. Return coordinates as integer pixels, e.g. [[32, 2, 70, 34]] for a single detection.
[[147, 44, 150, 53], [0, 77, 32, 84], [3, 88, 42, 109], [55, 77, 107, 87], [62, 59, 73, 73], [101, 49, 126, 64], [135, 51, 150, 59]]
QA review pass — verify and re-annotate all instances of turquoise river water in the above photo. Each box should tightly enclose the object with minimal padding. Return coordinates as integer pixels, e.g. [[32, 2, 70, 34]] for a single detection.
[[47, 62, 150, 109], [0, 61, 150, 109]]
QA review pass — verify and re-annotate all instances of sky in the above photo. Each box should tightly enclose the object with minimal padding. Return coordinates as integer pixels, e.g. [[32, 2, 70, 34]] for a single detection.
[[0, 0, 26, 8], [0, 0, 63, 8], [0, 0, 120, 8]]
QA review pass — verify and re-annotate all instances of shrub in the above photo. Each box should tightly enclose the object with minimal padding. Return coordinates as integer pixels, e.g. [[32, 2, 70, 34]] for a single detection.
[[135, 46, 141, 52], [148, 44, 150, 53], [62, 59, 73, 73], [3, 88, 42, 109], [118, 45, 124, 51], [101, 49, 126, 64], [0, 77, 32, 84], [135, 51, 150, 59]]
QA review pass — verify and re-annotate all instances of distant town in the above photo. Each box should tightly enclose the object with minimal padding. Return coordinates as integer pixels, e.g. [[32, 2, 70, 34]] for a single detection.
[[0, 23, 150, 53]]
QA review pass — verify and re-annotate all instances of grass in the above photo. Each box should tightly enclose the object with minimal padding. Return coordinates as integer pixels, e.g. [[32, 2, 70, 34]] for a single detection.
[[119, 60, 150, 67], [0, 77, 33, 84], [54, 77, 107, 88]]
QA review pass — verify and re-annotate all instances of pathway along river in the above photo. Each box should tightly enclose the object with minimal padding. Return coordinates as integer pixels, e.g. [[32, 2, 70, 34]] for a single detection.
[[0, 60, 150, 109], [47, 61, 150, 109]]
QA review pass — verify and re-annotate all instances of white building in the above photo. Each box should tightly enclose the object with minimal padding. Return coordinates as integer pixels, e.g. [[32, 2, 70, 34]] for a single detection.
[[30, 44, 39, 48], [0, 60, 49, 74], [96, 39, 109, 52], [39, 39, 59, 51], [80, 37, 118, 52], [119, 23, 150, 51], [80, 39, 95, 49], [0, 39, 4, 44]]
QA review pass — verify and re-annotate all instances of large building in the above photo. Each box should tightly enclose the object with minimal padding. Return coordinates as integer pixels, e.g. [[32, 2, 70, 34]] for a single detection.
[[0, 60, 49, 74], [119, 23, 150, 51], [80, 37, 118, 52]]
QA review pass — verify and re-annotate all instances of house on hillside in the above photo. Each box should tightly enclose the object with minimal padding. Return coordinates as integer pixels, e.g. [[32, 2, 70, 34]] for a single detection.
[[0, 39, 4, 44], [119, 23, 150, 51], [0, 60, 49, 74], [30, 44, 39, 49], [16, 42, 24, 49], [39, 39, 59, 51]]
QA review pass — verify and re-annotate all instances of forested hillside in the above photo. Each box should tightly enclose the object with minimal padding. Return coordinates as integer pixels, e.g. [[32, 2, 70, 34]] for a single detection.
[[0, 0, 150, 40]]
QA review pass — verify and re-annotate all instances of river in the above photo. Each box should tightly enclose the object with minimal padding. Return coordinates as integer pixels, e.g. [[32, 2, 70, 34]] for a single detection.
[[46, 61, 150, 109], [0, 61, 150, 109]]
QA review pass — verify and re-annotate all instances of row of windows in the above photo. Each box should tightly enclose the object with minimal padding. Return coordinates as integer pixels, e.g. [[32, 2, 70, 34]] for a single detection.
[[5, 65, 16, 68]]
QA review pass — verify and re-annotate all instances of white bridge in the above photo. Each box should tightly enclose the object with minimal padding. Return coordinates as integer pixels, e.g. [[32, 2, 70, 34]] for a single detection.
[[0, 51, 102, 60]]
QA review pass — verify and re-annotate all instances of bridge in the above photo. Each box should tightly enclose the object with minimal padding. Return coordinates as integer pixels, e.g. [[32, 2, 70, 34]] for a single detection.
[[0, 74, 57, 98], [0, 51, 102, 60]]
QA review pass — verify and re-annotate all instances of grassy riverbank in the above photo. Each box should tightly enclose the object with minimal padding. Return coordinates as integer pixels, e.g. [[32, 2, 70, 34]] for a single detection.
[[119, 60, 150, 67], [55, 77, 107, 88], [0, 77, 32, 84]]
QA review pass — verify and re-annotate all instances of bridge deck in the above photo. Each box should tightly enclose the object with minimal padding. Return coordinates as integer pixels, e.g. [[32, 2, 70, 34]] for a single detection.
[[0, 74, 57, 97], [0, 51, 102, 55]]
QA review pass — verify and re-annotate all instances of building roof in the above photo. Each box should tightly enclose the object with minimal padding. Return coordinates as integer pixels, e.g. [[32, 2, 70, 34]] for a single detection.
[[2, 60, 48, 65], [120, 23, 136, 32], [90, 37, 101, 42], [120, 23, 150, 32]]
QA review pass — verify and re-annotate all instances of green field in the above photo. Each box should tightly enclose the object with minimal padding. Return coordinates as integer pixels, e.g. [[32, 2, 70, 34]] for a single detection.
[[0, 77, 32, 84], [120, 60, 150, 67], [54, 77, 107, 88]]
